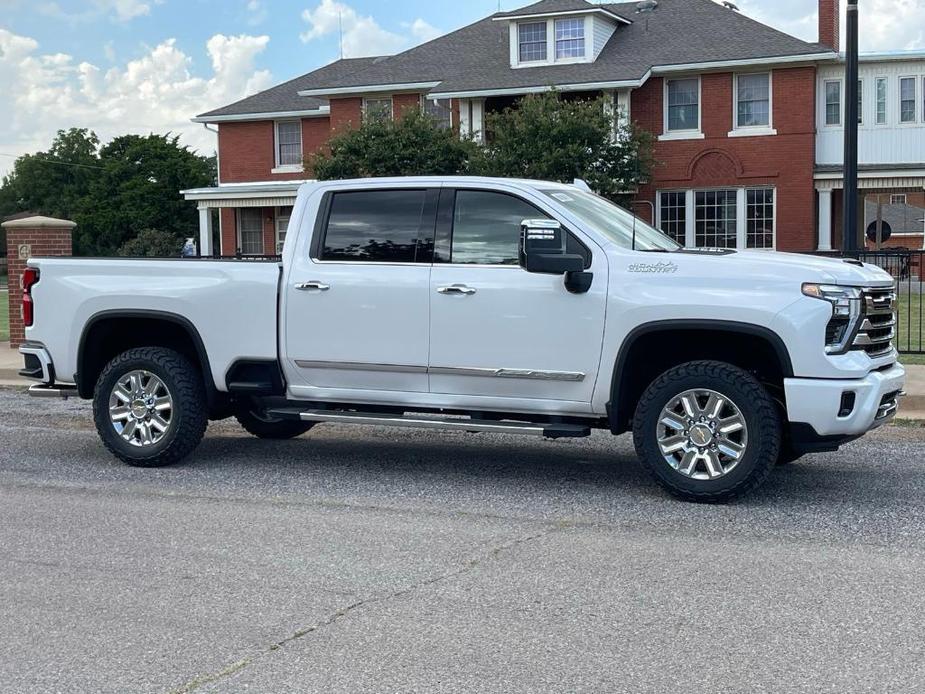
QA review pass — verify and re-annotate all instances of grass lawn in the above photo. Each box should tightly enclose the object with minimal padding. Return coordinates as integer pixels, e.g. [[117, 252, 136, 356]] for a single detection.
[[897, 293, 923, 363], [0, 291, 8, 342]]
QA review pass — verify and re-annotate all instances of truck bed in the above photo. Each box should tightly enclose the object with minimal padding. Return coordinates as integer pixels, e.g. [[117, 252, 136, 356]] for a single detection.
[[26, 257, 281, 391]]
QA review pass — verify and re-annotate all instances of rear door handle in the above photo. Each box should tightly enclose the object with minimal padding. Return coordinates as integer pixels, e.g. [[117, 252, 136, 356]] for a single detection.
[[295, 281, 330, 291], [437, 284, 477, 296]]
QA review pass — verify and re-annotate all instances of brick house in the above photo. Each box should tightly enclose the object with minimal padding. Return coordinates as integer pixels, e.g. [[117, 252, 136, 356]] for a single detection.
[[181, 0, 918, 256]]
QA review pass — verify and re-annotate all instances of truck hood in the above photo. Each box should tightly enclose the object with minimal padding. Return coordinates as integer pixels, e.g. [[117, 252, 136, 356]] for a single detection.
[[676, 249, 895, 287]]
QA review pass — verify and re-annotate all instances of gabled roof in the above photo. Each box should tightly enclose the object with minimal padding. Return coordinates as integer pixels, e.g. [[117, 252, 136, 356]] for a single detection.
[[293, 0, 832, 99], [200, 0, 835, 119], [493, 0, 632, 23], [195, 57, 384, 121], [864, 200, 925, 235]]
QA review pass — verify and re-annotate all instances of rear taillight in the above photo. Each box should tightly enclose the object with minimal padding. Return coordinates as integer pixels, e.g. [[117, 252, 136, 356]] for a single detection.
[[21, 267, 39, 327]]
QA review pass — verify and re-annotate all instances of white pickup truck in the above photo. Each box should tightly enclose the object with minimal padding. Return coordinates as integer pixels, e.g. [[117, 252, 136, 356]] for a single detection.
[[19, 176, 905, 501]]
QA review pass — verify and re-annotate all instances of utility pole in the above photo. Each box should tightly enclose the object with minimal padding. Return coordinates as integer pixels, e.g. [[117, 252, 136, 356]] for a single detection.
[[842, 0, 860, 253]]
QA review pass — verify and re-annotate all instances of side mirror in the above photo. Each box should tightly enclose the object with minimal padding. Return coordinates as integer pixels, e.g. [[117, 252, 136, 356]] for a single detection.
[[519, 219, 584, 274]]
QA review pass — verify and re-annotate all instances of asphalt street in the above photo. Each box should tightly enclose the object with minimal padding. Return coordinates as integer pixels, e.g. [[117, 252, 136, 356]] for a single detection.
[[1, 387, 924, 693]]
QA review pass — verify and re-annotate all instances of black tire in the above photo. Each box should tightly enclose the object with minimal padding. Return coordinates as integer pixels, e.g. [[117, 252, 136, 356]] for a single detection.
[[776, 442, 804, 466], [632, 360, 781, 503], [92, 347, 208, 467], [235, 404, 314, 440]]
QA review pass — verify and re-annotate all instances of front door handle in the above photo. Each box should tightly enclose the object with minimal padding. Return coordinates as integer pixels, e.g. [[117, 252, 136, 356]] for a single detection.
[[437, 284, 477, 296], [295, 281, 330, 291]]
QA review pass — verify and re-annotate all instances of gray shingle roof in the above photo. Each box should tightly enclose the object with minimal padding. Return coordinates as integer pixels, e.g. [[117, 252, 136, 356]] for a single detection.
[[201, 0, 833, 118], [195, 57, 384, 119], [292, 0, 831, 97], [864, 200, 925, 235], [495, 0, 630, 21]]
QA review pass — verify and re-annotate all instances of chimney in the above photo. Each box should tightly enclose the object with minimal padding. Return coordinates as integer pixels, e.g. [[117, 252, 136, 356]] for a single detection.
[[818, 0, 840, 50]]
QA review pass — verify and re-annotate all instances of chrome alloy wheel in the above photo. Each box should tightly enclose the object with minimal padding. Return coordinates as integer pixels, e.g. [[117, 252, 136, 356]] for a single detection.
[[656, 389, 748, 481], [108, 370, 174, 447]]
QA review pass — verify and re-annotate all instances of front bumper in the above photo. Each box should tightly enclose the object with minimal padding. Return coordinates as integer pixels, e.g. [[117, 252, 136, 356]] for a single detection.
[[784, 363, 906, 437]]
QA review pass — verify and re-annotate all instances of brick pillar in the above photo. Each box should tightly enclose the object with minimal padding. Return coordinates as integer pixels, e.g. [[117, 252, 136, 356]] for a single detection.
[[2, 216, 75, 348]]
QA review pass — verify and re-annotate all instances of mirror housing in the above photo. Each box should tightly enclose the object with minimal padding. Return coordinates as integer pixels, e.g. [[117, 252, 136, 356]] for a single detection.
[[519, 219, 584, 275]]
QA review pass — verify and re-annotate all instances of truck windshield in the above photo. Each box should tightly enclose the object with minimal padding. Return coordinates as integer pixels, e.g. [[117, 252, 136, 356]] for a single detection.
[[539, 188, 681, 252]]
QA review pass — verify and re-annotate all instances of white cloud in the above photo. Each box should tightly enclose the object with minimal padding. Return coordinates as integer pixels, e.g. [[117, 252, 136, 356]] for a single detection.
[[0, 27, 274, 176], [246, 0, 268, 26], [36, 0, 162, 23], [733, 0, 925, 51], [299, 0, 441, 58]]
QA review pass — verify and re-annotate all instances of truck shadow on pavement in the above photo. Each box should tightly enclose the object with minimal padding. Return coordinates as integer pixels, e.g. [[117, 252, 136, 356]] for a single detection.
[[174, 424, 923, 511]]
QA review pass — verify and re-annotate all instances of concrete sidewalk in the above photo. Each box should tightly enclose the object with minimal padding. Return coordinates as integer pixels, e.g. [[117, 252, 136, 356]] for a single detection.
[[1, 341, 924, 418]]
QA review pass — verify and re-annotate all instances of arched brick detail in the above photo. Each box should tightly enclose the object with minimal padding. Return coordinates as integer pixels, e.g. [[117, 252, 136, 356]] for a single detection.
[[687, 149, 744, 185]]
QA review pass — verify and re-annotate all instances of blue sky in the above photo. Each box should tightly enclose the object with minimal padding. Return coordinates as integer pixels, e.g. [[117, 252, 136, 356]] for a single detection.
[[1, 0, 923, 176]]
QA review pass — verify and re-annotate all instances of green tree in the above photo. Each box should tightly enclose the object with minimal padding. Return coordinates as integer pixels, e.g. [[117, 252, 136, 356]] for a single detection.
[[313, 110, 479, 180], [74, 134, 214, 256], [0, 130, 214, 256], [117, 228, 185, 257], [474, 92, 654, 199], [0, 128, 101, 222]]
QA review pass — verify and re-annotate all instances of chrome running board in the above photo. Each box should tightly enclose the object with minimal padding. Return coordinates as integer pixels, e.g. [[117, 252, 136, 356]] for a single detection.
[[269, 408, 591, 439], [28, 384, 78, 399]]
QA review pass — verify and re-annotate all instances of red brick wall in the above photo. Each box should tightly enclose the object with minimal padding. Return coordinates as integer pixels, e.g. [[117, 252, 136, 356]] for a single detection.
[[4, 222, 74, 348], [218, 117, 332, 183], [394, 93, 422, 118], [220, 208, 236, 255], [635, 67, 818, 251], [262, 208, 276, 254], [818, 0, 839, 49], [330, 97, 363, 134]]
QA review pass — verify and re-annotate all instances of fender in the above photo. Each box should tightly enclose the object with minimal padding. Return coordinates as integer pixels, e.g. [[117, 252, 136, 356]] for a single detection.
[[607, 319, 794, 432], [76, 309, 216, 400]]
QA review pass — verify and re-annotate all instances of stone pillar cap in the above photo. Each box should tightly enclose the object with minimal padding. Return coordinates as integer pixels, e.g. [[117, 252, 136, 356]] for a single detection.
[[1, 215, 77, 229]]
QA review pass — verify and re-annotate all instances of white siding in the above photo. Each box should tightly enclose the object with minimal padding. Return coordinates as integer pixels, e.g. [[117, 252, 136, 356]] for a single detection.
[[591, 15, 617, 61], [816, 59, 925, 166]]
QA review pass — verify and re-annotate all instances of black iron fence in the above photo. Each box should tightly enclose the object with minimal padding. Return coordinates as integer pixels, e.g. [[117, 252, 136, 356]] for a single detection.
[[851, 250, 923, 355]]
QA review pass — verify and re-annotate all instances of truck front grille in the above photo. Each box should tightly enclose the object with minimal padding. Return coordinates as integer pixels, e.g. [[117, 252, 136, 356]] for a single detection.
[[852, 287, 896, 358]]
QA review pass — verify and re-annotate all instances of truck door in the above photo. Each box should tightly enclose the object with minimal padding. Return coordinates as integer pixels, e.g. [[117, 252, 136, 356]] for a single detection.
[[282, 186, 437, 398], [427, 187, 607, 407]]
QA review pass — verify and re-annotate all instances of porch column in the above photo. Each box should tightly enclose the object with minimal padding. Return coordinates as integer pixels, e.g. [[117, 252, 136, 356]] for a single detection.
[[198, 206, 214, 257], [817, 188, 833, 251], [470, 99, 485, 144]]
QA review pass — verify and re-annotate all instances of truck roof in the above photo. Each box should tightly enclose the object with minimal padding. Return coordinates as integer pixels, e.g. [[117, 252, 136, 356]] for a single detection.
[[301, 176, 577, 192]]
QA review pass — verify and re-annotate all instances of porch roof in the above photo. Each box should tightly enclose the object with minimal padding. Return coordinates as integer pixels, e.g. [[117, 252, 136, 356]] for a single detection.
[[181, 181, 314, 208]]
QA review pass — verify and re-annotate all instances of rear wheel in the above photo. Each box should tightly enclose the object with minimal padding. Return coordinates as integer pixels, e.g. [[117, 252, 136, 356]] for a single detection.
[[93, 347, 208, 467], [632, 360, 781, 503], [235, 403, 314, 440]]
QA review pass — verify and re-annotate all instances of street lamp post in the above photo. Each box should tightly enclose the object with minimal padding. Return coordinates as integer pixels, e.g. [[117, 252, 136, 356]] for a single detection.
[[842, 0, 860, 253]]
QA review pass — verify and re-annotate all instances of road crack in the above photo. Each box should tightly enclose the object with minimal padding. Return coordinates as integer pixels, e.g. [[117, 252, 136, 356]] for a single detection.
[[166, 527, 558, 694]]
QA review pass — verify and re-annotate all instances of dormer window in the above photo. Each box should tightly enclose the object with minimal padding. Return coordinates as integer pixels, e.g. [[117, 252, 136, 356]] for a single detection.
[[499, 7, 628, 69], [555, 18, 585, 59], [518, 22, 547, 62]]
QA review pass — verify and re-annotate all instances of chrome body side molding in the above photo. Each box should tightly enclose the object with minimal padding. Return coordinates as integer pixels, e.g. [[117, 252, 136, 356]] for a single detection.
[[295, 360, 585, 382]]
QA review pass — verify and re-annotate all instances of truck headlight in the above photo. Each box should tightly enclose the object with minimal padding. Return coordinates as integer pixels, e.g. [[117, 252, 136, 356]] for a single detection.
[[802, 283, 863, 354]]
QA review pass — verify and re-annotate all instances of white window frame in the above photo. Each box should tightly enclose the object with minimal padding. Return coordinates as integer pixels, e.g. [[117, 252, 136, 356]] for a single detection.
[[517, 20, 548, 63], [363, 96, 394, 122], [899, 76, 917, 124], [422, 96, 453, 129], [890, 194, 908, 205], [272, 120, 303, 174], [875, 76, 888, 125], [275, 207, 291, 255], [554, 17, 586, 60], [660, 76, 704, 141], [823, 79, 842, 128], [237, 208, 265, 257], [510, 16, 592, 68], [730, 72, 775, 137], [655, 187, 776, 250]]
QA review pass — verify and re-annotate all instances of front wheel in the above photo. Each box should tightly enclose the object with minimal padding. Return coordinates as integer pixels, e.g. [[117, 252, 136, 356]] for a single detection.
[[632, 361, 781, 503], [92, 347, 208, 467]]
